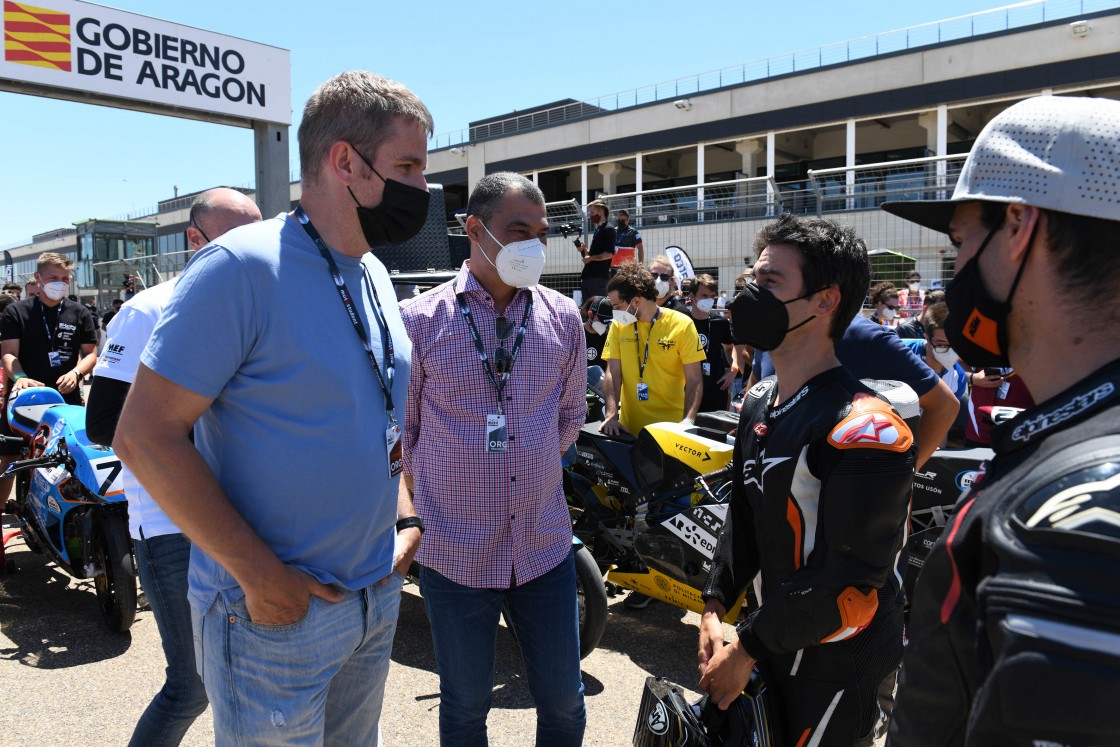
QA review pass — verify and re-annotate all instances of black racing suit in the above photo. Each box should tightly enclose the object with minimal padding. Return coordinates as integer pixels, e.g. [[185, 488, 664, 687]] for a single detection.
[[889, 358, 1120, 747], [704, 367, 915, 746]]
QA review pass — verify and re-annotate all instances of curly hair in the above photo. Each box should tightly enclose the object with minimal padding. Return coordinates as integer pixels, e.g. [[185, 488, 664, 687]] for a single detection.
[[607, 260, 657, 302]]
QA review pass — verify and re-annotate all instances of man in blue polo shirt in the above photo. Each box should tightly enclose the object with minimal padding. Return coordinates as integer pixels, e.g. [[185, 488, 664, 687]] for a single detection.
[[115, 71, 433, 745]]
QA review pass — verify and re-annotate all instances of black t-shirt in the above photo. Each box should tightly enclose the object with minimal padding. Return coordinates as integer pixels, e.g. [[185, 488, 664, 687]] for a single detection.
[[584, 326, 609, 370], [581, 222, 616, 280], [1, 297, 97, 387], [615, 224, 642, 248], [692, 314, 732, 389]]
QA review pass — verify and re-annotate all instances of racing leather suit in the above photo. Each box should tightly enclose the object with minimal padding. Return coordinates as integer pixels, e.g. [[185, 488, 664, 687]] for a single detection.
[[704, 367, 915, 746], [889, 358, 1120, 747]]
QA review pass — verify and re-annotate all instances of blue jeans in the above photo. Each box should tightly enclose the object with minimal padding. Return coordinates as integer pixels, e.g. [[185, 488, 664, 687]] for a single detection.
[[420, 550, 586, 747], [192, 573, 403, 747], [130, 532, 209, 747]]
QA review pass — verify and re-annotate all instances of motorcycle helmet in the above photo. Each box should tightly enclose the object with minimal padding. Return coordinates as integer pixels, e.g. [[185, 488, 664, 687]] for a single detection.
[[6, 386, 65, 438], [697, 670, 782, 747]]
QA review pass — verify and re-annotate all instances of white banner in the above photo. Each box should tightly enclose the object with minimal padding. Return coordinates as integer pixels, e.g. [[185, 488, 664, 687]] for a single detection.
[[1, 0, 290, 124]]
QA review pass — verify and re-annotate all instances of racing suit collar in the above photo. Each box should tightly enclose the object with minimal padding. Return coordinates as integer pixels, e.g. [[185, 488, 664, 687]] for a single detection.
[[994, 357, 1120, 454]]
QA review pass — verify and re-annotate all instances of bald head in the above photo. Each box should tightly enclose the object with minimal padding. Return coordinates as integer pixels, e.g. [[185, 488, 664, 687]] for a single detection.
[[187, 188, 263, 251]]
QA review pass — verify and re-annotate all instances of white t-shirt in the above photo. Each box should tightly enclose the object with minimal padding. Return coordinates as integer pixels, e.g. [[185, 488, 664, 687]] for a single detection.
[[93, 278, 180, 539]]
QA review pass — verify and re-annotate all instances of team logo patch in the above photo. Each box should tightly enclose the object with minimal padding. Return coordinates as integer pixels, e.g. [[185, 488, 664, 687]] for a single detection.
[[657, 337, 675, 351], [753, 422, 768, 437], [647, 703, 669, 735], [834, 413, 900, 445]]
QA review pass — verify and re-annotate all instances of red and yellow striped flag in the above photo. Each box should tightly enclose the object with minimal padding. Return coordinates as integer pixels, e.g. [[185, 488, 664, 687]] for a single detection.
[[4, 1, 71, 72]]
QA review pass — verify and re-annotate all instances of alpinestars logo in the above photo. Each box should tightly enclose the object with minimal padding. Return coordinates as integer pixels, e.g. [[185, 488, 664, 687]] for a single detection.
[[833, 413, 900, 446], [1023, 469, 1120, 539], [1011, 382, 1115, 443], [742, 451, 790, 492]]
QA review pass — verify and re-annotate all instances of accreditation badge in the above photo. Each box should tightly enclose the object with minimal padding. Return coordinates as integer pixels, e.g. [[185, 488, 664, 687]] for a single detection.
[[386, 423, 403, 478], [486, 414, 508, 453]]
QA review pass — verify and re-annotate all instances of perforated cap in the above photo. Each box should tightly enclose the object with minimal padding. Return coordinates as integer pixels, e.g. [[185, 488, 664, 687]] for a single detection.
[[883, 95, 1120, 234]]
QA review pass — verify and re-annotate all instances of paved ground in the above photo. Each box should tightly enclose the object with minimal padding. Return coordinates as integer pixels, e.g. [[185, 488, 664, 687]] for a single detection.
[[0, 518, 715, 747]]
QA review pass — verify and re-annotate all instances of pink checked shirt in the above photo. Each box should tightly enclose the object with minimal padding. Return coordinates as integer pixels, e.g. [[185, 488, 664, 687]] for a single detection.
[[401, 264, 586, 588]]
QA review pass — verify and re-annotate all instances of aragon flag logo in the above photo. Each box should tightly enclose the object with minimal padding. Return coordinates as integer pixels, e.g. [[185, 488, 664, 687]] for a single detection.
[[4, 1, 71, 72]]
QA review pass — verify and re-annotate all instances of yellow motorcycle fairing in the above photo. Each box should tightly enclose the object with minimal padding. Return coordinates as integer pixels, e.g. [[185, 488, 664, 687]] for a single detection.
[[642, 422, 734, 475], [609, 567, 747, 624]]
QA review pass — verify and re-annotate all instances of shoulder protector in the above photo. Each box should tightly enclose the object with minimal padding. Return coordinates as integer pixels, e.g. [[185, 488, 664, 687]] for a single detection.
[[828, 392, 913, 453]]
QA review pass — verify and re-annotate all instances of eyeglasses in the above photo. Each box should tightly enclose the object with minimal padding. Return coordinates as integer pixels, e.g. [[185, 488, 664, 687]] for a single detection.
[[884, 303, 899, 311], [653, 272, 673, 282], [930, 342, 952, 353], [495, 316, 514, 376]]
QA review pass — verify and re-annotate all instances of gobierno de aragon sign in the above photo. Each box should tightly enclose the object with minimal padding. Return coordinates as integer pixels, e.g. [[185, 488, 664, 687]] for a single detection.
[[1, 0, 290, 125]]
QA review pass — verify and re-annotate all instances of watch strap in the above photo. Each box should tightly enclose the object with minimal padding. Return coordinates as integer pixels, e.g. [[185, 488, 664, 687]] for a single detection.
[[395, 516, 424, 534]]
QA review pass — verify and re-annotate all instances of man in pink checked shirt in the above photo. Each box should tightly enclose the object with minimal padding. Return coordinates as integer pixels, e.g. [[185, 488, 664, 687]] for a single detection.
[[400, 172, 588, 747]]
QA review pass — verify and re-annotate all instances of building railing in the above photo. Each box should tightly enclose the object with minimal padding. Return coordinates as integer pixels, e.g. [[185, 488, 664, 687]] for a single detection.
[[428, 0, 1118, 150], [807, 154, 967, 213]]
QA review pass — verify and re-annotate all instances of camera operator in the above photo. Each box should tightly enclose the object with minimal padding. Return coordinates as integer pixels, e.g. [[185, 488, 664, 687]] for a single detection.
[[577, 199, 615, 299]]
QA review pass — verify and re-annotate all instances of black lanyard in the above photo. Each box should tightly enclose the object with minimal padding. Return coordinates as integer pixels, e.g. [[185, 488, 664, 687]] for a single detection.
[[294, 205, 397, 419], [636, 308, 660, 382], [37, 298, 60, 354], [456, 290, 533, 415]]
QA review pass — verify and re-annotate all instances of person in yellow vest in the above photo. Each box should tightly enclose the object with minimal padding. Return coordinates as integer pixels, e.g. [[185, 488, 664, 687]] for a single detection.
[[600, 261, 705, 437]]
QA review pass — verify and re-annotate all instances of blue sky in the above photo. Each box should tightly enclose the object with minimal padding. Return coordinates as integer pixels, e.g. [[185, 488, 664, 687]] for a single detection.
[[0, 0, 1037, 245]]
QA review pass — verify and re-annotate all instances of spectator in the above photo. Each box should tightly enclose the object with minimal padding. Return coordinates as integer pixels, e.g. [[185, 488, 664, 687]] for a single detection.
[[86, 187, 262, 747], [901, 302, 967, 400], [869, 281, 900, 326], [101, 298, 124, 330], [113, 70, 434, 745], [2, 282, 20, 300], [0, 252, 98, 499], [701, 214, 914, 745], [581, 295, 613, 371], [900, 270, 924, 314], [576, 199, 615, 299], [23, 281, 38, 298], [963, 367, 1033, 447], [883, 94, 1120, 745], [716, 290, 728, 309], [600, 261, 705, 437], [648, 255, 689, 313], [400, 172, 587, 745], [688, 273, 737, 412], [613, 208, 644, 266], [893, 289, 944, 339], [122, 272, 137, 299]]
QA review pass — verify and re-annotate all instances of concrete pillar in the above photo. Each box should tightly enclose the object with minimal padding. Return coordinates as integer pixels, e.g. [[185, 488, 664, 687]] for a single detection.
[[635, 153, 643, 220], [253, 121, 291, 217], [467, 144, 486, 192], [597, 162, 622, 194], [735, 139, 762, 178], [765, 132, 776, 216], [531, 170, 538, 185], [697, 144, 706, 222], [845, 119, 856, 210], [580, 162, 588, 229]]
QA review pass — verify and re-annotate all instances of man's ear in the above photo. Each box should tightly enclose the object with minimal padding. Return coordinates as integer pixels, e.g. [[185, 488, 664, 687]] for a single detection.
[[326, 141, 363, 188], [1003, 203, 1043, 262]]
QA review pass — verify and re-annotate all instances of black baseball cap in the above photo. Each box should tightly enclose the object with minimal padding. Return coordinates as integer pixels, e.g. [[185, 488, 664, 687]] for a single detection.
[[589, 296, 613, 321]]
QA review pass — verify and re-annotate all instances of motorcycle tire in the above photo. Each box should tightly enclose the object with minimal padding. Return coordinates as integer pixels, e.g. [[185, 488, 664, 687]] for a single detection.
[[500, 544, 609, 660], [92, 512, 137, 633]]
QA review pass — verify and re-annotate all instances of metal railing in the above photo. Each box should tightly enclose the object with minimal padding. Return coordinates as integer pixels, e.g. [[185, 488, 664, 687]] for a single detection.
[[599, 176, 781, 227], [447, 198, 585, 236], [428, 0, 1117, 149], [807, 154, 967, 213]]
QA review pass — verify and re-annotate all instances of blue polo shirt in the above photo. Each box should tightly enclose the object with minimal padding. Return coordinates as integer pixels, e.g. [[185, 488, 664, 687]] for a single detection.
[[903, 338, 967, 399], [752, 315, 939, 396], [142, 213, 410, 610]]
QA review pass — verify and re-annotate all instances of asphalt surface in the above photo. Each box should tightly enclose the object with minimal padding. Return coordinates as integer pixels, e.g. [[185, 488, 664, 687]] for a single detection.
[[0, 516, 717, 747]]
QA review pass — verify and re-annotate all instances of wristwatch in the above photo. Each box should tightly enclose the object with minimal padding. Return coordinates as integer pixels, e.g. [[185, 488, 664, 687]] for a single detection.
[[396, 516, 424, 534]]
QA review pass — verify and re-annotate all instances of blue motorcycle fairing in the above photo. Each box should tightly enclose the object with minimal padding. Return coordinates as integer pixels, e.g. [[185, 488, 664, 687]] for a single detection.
[[37, 405, 124, 499]]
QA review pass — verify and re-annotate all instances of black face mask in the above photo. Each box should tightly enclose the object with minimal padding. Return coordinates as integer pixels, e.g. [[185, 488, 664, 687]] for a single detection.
[[617, 220, 628, 229], [347, 148, 430, 248], [729, 281, 820, 351], [944, 219, 1037, 368]]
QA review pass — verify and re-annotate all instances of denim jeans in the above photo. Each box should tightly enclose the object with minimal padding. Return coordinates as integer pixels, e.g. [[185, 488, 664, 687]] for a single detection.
[[420, 549, 586, 747], [192, 572, 403, 747], [129, 532, 209, 747]]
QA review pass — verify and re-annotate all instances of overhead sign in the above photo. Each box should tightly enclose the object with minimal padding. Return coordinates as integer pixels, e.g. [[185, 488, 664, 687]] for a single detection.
[[1, 0, 290, 124]]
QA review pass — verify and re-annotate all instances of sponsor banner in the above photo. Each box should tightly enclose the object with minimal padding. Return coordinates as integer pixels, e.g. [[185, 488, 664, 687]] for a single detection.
[[2, 0, 290, 123], [662, 245, 694, 289]]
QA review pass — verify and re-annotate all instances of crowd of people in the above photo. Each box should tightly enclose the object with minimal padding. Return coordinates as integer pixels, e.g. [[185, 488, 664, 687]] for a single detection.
[[2, 72, 1118, 747]]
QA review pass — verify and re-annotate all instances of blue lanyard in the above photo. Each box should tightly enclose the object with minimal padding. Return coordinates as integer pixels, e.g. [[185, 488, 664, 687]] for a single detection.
[[294, 205, 396, 419]]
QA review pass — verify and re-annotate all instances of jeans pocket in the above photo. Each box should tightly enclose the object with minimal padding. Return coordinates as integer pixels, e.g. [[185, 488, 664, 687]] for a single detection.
[[228, 593, 317, 633]]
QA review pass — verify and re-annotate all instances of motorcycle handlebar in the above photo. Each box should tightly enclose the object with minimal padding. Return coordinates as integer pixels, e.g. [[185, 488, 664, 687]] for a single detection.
[[0, 435, 25, 445]]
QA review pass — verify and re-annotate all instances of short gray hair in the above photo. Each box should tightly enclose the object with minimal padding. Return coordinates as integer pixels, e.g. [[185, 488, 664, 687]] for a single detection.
[[466, 172, 545, 226], [298, 71, 434, 187]]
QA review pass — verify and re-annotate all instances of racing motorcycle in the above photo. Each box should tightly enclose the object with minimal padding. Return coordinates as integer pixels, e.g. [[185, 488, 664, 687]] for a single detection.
[[2, 387, 137, 632], [565, 376, 924, 629]]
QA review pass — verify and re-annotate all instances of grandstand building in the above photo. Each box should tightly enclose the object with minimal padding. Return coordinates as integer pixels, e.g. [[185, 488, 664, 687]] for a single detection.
[[6, 0, 1120, 305]]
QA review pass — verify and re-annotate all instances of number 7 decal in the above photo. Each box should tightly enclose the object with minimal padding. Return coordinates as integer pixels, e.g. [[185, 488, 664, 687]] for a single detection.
[[95, 459, 122, 495]]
